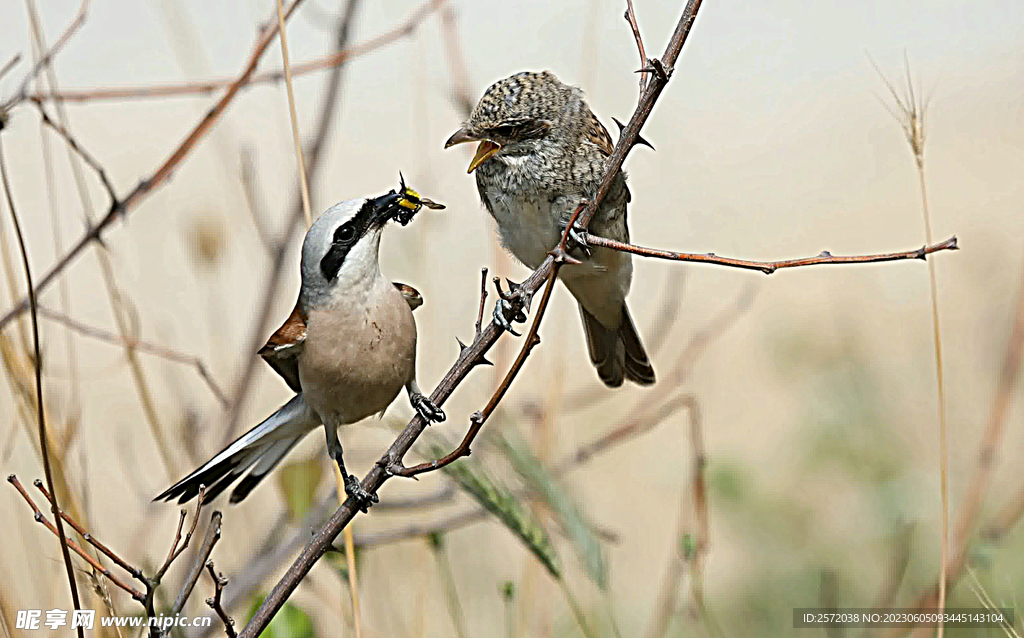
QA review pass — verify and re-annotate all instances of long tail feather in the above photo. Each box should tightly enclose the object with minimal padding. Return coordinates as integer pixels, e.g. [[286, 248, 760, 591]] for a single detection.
[[578, 303, 655, 388], [153, 394, 319, 504]]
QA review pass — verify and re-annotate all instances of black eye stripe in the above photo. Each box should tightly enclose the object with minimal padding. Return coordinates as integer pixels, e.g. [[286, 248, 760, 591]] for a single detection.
[[319, 198, 381, 280], [320, 243, 349, 281]]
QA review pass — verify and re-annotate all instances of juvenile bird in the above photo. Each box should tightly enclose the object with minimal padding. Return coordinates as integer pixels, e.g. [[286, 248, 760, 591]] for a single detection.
[[155, 190, 444, 509], [445, 70, 655, 387]]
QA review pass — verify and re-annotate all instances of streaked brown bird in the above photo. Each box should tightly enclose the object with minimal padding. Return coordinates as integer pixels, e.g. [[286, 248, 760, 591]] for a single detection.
[[446, 70, 655, 387]]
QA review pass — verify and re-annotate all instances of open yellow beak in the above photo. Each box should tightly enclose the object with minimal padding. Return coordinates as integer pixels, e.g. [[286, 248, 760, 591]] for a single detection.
[[445, 127, 501, 173]]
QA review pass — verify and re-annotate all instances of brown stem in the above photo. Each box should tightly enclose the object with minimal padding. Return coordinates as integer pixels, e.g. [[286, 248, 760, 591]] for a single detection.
[[204, 561, 236, 638], [24, 0, 442, 104], [624, 0, 648, 93], [32, 479, 144, 580], [155, 486, 205, 581], [7, 475, 145, 602], [0, 137, 85, 637], [5, 0, 90, 106], [586, 233, 959, 274], [475, 267, 489, 338], [171, 511, 223, 615], [35, 304, 229, 407]]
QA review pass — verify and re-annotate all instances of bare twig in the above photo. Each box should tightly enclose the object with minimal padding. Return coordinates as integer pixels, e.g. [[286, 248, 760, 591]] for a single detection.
[[8, 475, 144, 602], [36, 304, 229, 406], [25, 0, 443, 103], [624, 0, 648, 93], [9, 482, 223, 624], [899, 254, 1024, 638], [32, 479, 144, 581], [0, 138, 85, 637], [475, 267, 489, 338], [4, 0, 90, 107], [275, 0, 313, 228], [30, 100, 117, 202], [0, 54, 21, 83], [585, 233, 958, 274], [171, 512, 223, 615], [155, 486, 205, 581], [204, 562, 236, 638], [0, 0, 307, 333]]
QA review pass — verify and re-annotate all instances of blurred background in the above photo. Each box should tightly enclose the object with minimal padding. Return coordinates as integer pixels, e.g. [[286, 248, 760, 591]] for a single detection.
[[1, 0, 1022, 636]]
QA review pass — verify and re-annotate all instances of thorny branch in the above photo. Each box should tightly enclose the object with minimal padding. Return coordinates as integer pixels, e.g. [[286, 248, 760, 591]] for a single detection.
[[389, 202, 587, 477]]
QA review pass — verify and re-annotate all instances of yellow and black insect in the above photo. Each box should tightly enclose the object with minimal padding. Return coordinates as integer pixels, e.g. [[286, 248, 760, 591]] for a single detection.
[[392, 172, 445, 226]]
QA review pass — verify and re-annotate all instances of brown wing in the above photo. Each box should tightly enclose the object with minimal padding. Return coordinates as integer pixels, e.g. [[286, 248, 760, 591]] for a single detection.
[[584, 109, 615, 157], [393, 282, 423, 311], [258, 298, 306, 394]]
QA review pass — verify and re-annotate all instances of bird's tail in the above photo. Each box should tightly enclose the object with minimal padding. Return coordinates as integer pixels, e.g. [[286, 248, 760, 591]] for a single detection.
[[579, 303, 656, 388], [153, 394, 319, 505]]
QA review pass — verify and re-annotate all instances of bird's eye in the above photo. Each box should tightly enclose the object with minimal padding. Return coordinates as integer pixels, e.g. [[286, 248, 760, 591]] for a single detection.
[[335, 225, 356, 243], [490, 124, 518, 137]]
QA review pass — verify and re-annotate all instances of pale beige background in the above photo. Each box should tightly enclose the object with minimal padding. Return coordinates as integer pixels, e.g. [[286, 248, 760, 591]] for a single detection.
[[1, 0, 1022, 636]]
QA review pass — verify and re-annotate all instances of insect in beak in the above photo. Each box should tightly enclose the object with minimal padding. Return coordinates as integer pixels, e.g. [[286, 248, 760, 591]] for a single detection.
[[369, 174, 446, 228]]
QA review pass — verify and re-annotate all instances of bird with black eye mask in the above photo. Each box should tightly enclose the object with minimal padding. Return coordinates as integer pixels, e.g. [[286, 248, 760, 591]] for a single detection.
[[155, 188, 444, 511]]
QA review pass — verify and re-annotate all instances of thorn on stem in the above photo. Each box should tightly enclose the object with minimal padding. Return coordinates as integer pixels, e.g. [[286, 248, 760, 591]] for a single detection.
[[611, 116, 655, 150]]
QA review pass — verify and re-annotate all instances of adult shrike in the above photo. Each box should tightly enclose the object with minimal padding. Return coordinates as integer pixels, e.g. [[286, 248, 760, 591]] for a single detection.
[[155, 188, 444, 510]]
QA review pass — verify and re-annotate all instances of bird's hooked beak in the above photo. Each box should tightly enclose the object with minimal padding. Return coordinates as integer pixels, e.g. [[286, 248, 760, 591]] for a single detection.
[[445, 127, 500, 174], [368, 191, 404, 228]]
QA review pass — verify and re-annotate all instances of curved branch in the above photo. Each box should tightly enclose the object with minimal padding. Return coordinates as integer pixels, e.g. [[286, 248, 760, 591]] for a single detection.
[[585, 233, 958, 274]]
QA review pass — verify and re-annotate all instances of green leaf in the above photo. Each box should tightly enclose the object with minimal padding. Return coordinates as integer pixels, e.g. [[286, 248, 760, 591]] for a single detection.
[[430, 442, 562, 579], [277, 455, 324, 521], [247, 596, 315, 638], [497, 432, 609, 590]]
